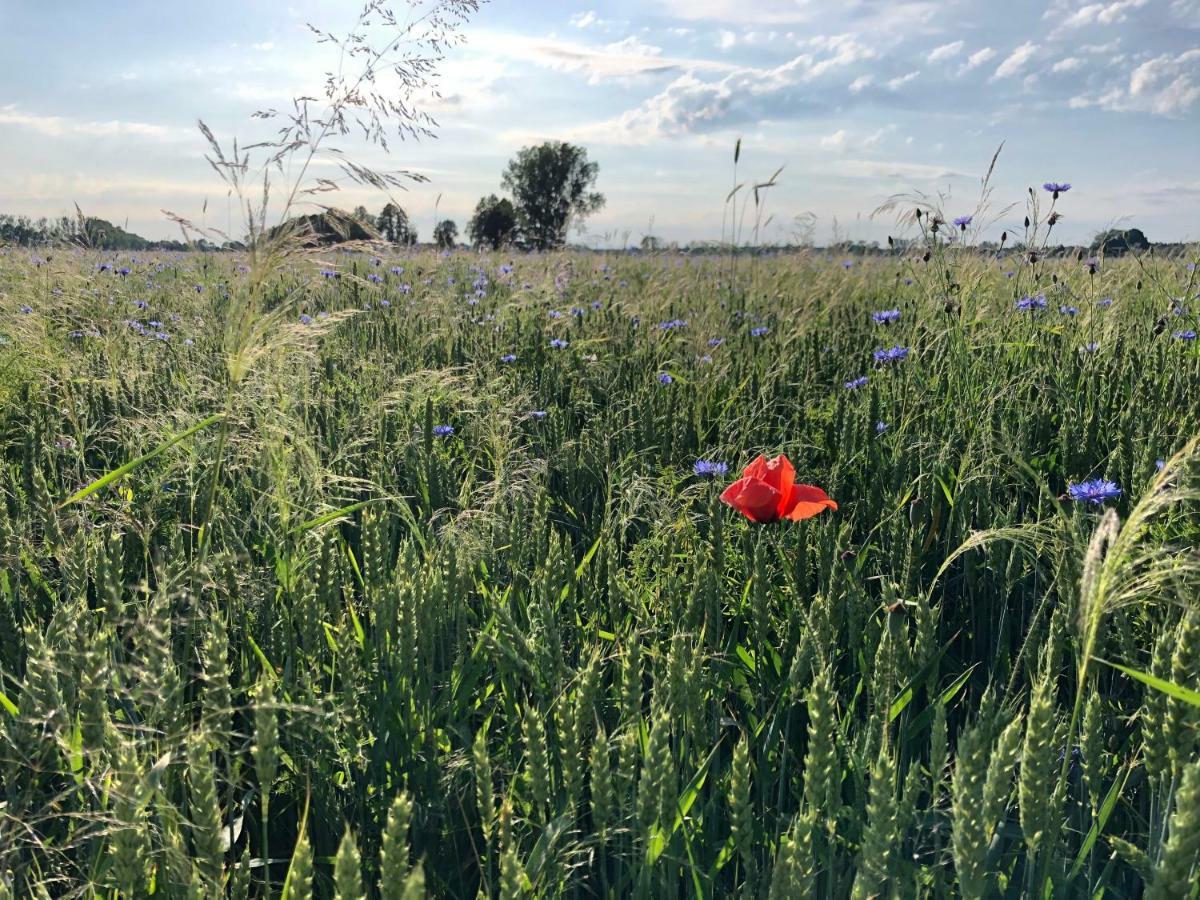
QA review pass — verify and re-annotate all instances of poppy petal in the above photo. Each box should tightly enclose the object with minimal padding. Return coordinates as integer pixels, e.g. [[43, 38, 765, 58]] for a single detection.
[[782, 483, 838, 520], [741, 455, 769, 481], [742, 454, 797, 514], [720, 476, 784, 523]]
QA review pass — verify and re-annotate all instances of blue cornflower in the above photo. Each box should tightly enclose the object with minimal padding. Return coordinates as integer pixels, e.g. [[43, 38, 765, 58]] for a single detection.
[[872, 309, 901, 324], [19, 304, 33, 314], [708, 337, 724, 347], [659, 318, 688, 331], [549, 310, 563, 319], [693, 459, 729, 478], [321, 269, 338, 279], [1096, 297, 1113, 307], [1016, 294, 1047, 311], [1059, 305, 1079, 316], [591, 300, 602, 310], [845, 375, 869, 390], [500, 353, 517, 363], [876, 421, 890, 434], [1084, 342, 1100, 352], [842, 260, 853, 270], [657, 372, 674, 385], [1067, 478, 1121, 505], [530, 410, 548, 420], [1174, 330, 1197, 340], [1043, 182, 1072, 197], [1156, 459, 1166, 471], [391, 266, 405, 275], [367, 273, 383, 284], [184, 338, 194, 346], [134, 299, 149, 310], [873, 345, 910, 364], [549, 338, 569, 349], [299, 314, 313, 325], [750, 326, 770, 337], [432, 425, 455, 438], [380, 299, 391, 308], [953, 215, 973, 229]]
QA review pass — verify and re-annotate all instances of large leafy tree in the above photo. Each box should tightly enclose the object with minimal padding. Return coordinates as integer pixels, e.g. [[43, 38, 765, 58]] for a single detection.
[[501, 142, 604, 250], [433, 219, 458, 249], [376, 203, 416, 245], [466, 195, 518, 250]]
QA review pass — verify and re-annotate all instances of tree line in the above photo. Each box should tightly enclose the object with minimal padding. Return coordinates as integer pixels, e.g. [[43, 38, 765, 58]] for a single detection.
[[338, 140, 605, 251], [0, 141, 606, 254]]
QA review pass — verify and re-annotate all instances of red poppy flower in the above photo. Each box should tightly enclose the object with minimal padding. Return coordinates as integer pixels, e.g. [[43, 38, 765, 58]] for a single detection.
[[719, 454, 837, 523]]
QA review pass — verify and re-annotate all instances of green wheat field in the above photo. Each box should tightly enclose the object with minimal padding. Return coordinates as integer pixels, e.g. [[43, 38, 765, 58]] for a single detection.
[[2, 242, 1200, 898]]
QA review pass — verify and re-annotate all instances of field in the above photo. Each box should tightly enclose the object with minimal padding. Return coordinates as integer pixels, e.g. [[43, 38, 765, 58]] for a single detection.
[[1, 242, 1200, 898]]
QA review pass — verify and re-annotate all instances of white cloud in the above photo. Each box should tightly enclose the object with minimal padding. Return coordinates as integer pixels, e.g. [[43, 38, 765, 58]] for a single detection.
[[991, 42, 1038, 80], [960, 47, 996, 73], [828, 159, 968, 181], [0, 105, 191, 141], [820, 129, 848, 149], [1051, 57, 1084, 73], [718, 30, 737, 50], [886, 70, 920, 89], [509, 34, 703, 85], [862, 125, 895, 149], [1070, 48, 1200, 115], [1051, 0, 1149, 30], [570, 11, 598, 28], [849, 74, 874, 92], [252, 41, 275, 51], [927, 40, 964, 63], [565, 37, 877, 142], [654, 0, 816, 24]]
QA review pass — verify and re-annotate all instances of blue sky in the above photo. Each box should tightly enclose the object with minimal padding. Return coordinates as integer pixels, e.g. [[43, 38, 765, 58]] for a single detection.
[[1, 0, 1197, 245]]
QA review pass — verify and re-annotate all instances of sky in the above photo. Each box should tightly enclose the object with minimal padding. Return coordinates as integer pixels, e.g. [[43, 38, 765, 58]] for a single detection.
[[1, 0, 1198, 247]]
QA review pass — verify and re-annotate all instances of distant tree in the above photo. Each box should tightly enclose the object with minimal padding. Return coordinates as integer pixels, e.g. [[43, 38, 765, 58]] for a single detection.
[[501, 142, 604, 250], [376, 203, 416, 245], [352, 205, 371, 224], [1091, 227, 1150, 255], [467, 194, 518, 250], [269, 208, 375, 246], [433, 219, 458, 249], [640, 235, 663, 252]]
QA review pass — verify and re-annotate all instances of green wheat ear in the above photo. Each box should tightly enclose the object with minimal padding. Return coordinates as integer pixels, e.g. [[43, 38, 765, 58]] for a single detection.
[[1147, 758, 1200, 900], [334, 825, 366, 900], [281, 824, 313, 900], [381, 791, 416, 898], [851, 744, 900, 899]]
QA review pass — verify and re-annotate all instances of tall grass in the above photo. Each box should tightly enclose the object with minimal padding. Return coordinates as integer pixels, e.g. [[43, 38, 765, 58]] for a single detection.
[[0, 237, 1199, 897]]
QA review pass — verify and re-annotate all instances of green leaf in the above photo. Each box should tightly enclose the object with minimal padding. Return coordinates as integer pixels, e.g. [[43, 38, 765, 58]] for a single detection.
[[735, 644, 756, 673], [0, 689, 18, 717], [1070, 762, 1130, 879], [889, 629, 962, 722], [291, 499, 385, 535], [1097, 658, 1200, 708], [59, 412, 224, 508]]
